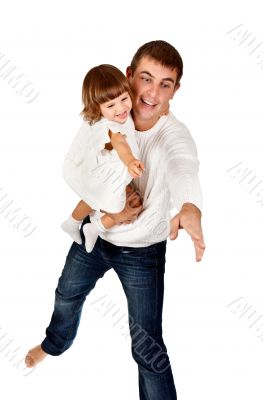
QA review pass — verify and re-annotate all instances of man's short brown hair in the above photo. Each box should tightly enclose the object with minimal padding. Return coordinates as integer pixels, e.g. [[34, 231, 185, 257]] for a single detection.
[[130, 40, 183, 85]]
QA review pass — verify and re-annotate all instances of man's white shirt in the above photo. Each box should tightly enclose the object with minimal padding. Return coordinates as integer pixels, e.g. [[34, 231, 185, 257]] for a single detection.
[[64, 112, 203, 247]]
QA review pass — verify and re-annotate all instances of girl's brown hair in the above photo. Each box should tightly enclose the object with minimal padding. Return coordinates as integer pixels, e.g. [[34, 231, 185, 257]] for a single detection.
[[81, 64, 133, 124]]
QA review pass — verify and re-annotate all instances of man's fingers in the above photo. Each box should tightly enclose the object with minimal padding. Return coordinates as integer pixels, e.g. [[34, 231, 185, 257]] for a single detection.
[[178, 214, 206, 261], [126, 185, 134, 197], [191, 231, 205, 247], [126, 203, 143, 218], [127, 193, 142, 208], [127, 198, 143, 210], [190, 232, 206, 262], [131, 205, 143, 216], [169, 215, 180, 240], [193, 240, 206, 262], [122, 186, 144, 224], [182, 222, 205, 246], [169, 231, 178, 240], [127, 191, 139, 201]]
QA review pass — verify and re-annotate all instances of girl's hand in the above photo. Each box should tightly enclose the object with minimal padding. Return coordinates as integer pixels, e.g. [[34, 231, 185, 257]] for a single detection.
[[128, 159, 145, 178]]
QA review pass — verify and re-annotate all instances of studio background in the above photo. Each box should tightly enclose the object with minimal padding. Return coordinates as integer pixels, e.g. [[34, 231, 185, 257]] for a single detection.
[[1, 1, 263, 399]]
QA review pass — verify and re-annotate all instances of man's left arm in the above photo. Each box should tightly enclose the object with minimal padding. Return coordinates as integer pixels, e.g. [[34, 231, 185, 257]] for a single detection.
[[164, 126, 206, 262]]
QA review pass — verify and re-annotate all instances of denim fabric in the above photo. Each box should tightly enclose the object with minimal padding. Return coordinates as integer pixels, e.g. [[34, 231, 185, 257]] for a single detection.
[[41, 218, 177, 399]]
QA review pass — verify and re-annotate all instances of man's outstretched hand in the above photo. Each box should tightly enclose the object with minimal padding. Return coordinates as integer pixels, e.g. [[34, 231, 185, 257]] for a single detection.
[[169, 203, 206, 262]]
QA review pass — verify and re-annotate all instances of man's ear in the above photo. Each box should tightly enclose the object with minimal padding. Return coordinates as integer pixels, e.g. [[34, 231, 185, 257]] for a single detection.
[[126, 66, 132, 79], [170, 82, 180, 99]]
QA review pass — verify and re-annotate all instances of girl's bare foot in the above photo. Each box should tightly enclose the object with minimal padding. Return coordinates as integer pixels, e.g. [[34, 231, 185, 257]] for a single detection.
[[25, 345, 47, 368]]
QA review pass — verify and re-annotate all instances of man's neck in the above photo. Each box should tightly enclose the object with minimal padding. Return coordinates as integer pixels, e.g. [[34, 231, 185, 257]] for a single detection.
[[132, 111, 159, 132]]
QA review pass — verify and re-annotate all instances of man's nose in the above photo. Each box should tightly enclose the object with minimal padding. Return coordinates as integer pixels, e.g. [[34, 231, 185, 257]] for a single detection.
[[147, 83, 159, 99]]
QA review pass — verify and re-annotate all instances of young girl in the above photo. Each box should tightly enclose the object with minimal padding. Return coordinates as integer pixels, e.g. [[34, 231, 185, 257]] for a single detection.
[[61, 64, 145, 252]]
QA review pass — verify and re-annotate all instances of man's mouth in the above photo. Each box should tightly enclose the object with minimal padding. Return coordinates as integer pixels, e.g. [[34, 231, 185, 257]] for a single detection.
[[140, 98, 157, 107]]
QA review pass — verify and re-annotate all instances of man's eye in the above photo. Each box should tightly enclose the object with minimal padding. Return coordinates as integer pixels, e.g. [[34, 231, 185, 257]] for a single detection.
[[161, 83, 170, 88], [141, 77, 150, 82]]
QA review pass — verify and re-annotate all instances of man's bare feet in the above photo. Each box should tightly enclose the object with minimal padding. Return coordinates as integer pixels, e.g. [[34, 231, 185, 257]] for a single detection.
[[25, 345, 47, 368]]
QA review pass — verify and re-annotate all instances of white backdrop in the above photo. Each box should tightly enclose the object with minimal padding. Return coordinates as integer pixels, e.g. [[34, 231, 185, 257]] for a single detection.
[[1, 0, 263, 399]]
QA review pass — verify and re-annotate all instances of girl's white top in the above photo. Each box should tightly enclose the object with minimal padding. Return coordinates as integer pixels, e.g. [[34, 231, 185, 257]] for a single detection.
[[64, 112, 203, 247], [63, 114, 140, 213]]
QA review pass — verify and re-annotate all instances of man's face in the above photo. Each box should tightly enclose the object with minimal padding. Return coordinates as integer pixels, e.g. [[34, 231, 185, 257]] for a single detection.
[[127, 56, 180, 130]]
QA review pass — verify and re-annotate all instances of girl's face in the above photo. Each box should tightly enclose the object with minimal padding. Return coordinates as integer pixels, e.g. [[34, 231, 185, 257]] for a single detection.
[[99, 92, 132, 123]]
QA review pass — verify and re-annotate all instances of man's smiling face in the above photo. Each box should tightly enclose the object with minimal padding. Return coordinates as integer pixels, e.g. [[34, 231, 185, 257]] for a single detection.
[[127, 56, 180, 130]]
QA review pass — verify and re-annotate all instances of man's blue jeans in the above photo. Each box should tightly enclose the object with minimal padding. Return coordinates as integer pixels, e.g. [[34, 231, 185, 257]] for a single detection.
[[41, 219, 177, 399]]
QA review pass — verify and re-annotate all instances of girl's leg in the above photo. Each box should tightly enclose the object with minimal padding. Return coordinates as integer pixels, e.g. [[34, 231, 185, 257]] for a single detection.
[[72, 200, 93, 220], [83, 213, 115, 253], [61, 200, 93, 244], [83, 183, 143, 253], [100, 213, 115, 229]]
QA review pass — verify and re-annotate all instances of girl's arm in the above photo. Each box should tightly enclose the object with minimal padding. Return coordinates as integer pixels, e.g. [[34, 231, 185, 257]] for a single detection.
[[109, 131, 145, 177]]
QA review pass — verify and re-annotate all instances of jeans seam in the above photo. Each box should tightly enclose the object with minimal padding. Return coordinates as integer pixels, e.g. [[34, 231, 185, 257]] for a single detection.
[[154, 245, 159, 337], [62, 299, 81, 352], [58, 244, 85, 352]]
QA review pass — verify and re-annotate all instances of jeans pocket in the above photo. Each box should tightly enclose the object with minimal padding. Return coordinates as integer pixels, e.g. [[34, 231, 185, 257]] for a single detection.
[[121, 243, 165, 270]]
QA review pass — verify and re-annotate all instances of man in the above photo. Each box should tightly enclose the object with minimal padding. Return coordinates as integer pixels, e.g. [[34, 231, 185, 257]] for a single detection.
[[25, 40, 205, 400]]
